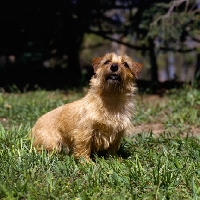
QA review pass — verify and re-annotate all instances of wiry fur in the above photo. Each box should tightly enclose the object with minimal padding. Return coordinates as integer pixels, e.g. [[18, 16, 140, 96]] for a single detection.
[[31, 53, 142, 159]]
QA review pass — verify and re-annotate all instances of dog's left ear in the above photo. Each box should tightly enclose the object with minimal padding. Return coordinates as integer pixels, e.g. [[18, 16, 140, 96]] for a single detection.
[[92, 57, 102, 73], [130, 61, 142, 79]]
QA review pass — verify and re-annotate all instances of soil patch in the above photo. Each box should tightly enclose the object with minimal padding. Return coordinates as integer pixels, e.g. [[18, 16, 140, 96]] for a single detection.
[[134, 123, 200, 137]]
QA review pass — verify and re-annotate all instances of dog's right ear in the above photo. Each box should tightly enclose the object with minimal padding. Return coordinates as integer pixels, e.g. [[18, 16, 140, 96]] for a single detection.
[[92, 57, 102, 73]]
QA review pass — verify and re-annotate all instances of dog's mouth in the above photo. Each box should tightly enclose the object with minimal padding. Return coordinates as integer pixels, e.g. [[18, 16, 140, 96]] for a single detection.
[[106, 74, 121, 82]]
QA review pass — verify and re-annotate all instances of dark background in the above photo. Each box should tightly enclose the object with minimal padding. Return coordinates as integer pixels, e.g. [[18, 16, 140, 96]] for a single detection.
[[0, 0, 199, 92]]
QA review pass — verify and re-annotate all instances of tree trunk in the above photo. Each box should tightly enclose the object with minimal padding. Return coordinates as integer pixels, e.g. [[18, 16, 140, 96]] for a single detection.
[[195, 53, 200, 80], [65, 20, 84, 87], [149, 38, 158, 82], [67, 49, 82, 86]]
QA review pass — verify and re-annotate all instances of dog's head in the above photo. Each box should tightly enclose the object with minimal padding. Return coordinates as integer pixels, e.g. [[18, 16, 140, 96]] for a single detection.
[[91, 53, 142, 91]]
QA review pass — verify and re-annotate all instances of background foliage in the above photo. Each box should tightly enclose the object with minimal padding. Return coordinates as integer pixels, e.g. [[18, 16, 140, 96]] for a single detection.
[[0, 0, 200, 90]]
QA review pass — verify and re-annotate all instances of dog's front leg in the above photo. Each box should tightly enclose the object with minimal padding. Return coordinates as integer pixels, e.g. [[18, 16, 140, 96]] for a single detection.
[[73, 129, 92, 160], [106, 131, 124, 157]]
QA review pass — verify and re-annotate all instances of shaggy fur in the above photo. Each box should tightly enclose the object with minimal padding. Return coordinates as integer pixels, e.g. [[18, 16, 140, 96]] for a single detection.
[[31, 53, 142, 159]]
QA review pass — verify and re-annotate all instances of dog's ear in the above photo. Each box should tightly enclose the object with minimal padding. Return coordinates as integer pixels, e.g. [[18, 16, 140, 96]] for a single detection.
[[92, 57, 102, 73], [130, 61, 142, 79]]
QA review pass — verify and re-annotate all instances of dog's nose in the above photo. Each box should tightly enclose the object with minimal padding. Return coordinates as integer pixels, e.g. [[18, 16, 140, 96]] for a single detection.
[[110, 64, 118, 72]]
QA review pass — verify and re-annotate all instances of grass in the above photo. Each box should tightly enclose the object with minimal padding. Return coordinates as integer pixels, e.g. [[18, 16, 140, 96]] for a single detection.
[[0, 86, 200, 199]]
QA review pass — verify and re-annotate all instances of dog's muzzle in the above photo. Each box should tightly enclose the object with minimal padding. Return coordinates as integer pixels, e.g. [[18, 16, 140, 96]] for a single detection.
[[106, 73, 121, 82], [106, 74, 121, 81], [105, 64, 122, 82]]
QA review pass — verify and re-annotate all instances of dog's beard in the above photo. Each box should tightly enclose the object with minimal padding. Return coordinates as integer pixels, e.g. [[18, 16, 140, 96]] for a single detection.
[[90, 68, 135, 93], [106, 73, 121, 82], [101, 73, 133, 92], [104, 74, 123, 91]]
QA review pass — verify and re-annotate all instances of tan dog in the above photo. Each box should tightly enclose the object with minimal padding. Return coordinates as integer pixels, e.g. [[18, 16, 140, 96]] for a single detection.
[[31, 53, 142, 159]]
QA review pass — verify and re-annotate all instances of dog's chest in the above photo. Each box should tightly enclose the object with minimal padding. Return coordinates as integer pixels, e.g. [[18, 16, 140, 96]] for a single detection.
[[91, 124, 122, 151], [91, 114, 126, 150]]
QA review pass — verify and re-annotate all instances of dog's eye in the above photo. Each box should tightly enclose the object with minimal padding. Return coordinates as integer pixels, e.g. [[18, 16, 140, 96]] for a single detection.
[[123, 62, 129, 68], [104, 60, 110, 65]]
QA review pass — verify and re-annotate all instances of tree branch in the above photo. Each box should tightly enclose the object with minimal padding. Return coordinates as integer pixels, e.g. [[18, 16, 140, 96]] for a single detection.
[[88, 30, 198, 53]]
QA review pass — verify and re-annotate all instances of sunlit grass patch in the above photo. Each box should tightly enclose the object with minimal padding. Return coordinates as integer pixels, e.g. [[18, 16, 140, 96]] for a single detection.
[[0, 86, 200, 199], [134, 87, 200, 135]]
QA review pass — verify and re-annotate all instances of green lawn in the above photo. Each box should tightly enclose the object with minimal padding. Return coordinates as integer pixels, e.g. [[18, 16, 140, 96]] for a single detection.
[[0, 86, 200, 199]]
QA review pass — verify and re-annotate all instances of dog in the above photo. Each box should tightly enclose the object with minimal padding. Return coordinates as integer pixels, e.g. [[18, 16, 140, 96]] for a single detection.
[[31, 53, 142, 160]]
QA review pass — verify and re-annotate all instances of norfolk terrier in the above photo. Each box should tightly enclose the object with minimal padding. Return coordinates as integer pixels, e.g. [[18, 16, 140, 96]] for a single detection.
[[31, 53, 142, 159]]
